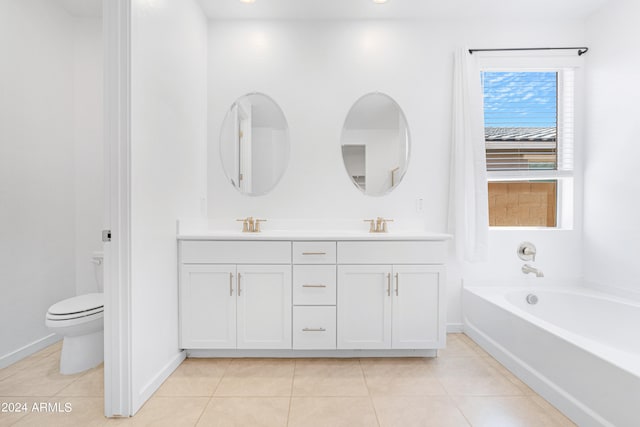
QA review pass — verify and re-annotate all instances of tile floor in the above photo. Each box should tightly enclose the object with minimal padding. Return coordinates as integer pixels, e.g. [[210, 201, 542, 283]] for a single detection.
[[0, 334, 576, 426]]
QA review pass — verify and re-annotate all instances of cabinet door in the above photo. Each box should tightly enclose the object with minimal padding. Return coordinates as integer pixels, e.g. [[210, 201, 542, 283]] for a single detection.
[[391, 265, 445, 349], [236, 265, 292, 349], [337, 265, 392, 349], [180, 264, 236, 349]]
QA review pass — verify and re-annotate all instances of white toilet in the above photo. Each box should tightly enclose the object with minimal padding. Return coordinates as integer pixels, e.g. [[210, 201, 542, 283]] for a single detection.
[[46, 252, 104, 375]]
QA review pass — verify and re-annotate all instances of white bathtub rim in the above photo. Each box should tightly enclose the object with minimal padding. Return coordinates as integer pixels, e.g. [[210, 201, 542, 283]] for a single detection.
[[583, 279, 640, 305], [464, 284, 640, 379], [463, 318, 614, 427], [464, 281, 640, 309]]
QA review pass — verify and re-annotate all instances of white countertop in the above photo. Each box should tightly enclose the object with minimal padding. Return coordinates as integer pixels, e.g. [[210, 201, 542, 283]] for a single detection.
[[177, 230, 452, 241]]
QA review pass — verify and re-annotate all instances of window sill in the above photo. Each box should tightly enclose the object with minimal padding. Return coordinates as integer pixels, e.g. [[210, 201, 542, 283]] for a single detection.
[[489, 226, 574, 232]]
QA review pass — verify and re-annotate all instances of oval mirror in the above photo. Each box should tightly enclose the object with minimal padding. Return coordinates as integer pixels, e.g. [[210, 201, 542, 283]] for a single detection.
[[340, 93, 410, 196], [220, 93, 290, 196]]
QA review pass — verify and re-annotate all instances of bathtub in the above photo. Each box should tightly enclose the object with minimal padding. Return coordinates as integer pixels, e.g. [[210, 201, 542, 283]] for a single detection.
[[463, 283, 640, 427]]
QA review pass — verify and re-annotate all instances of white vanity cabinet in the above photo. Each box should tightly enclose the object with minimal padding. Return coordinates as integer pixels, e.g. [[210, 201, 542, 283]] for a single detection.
[[178, 235, 448, 355], [236, 265, 292, 349], [179, 241, 291, 350], [336, 241, 446, 350], [390, 265, 444, 349], [180, 264, 236, 349], [337, 265, 391, 349]]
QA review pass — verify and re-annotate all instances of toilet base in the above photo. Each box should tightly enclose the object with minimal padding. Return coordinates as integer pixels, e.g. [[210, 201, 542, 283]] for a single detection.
[[60, 330, 104, 375]]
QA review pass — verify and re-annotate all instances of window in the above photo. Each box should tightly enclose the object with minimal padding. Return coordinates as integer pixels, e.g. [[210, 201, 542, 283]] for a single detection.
[[481, 69, 574, 227]]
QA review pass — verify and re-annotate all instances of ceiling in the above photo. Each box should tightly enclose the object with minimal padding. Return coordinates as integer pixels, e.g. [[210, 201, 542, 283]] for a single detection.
[[197, 0, 610, 21], [50, 0, 611, 20], [55, 0, 102, 17]]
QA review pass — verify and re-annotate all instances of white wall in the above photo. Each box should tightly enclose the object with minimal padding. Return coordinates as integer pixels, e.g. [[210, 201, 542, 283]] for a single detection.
[[206, 18, 587, 327], [73, 17, 104, 295], [584, 0, 640, 294], [0, 0, 76, 366], [130, 0, 207, 412]]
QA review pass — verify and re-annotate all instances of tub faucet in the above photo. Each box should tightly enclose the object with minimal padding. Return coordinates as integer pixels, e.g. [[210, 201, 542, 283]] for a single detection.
[[522, 264, 544, 277]]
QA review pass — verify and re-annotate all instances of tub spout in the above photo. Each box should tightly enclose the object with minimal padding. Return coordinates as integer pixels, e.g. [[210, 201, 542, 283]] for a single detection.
[[522, 264, 544, 277]]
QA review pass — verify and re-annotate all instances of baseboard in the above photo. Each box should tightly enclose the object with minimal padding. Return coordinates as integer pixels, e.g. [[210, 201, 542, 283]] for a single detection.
[[132, 350, 186, 415], [187, 349, 438, 358], [446, 323, 464, 333], [0, 334, 62, 369]]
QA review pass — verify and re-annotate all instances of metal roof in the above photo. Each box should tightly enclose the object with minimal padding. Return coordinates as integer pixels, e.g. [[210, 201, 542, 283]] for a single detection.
[[485, 127, 556, 142]]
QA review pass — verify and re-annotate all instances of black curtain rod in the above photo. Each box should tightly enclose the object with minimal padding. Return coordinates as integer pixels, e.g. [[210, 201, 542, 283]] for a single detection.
[[468, 47, 589, 56]]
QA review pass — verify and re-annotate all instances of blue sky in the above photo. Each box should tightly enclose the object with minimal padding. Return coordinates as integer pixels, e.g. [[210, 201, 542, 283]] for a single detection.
[[481, 72, 557, 128]]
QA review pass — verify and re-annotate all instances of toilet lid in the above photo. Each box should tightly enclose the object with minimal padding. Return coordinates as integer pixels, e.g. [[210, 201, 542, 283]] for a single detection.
[[48, 293, 104, 315]]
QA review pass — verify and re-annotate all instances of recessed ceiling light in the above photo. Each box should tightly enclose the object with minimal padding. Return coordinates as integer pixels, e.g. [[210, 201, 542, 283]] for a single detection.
[[240, 0, 255, 4], [373, 0, 388, 3]]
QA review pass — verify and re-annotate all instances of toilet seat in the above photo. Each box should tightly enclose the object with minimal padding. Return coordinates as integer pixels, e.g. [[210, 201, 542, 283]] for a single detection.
[[46, 293, 104, 322], [46, 292, 105, 335], [47, 306, 103, 321], [47, 293, 104, 318]]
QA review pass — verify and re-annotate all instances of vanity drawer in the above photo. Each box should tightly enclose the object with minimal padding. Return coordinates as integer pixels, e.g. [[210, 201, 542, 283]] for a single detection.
[[337, 241, 446, 264], [293, 241, 337, 264], [180, 241, 291, 264], [293, 265, 337, 305], [293, 306, 336, 349]]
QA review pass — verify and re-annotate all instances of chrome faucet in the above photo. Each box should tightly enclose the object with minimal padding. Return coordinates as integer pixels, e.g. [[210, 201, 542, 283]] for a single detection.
[[522, 264, 544, 277]]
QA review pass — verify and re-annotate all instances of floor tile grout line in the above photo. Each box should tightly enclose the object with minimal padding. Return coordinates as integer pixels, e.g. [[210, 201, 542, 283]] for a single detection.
[[358, 358, 381, 427], [360, 358, 376, 395], [450, 397, 474, 427], [368, 394, 382, 427], [442, 344, 490, 427], [192, 395, 214, 427], [53, 372, 90, 398], [209, 357, 232, 397], [286, 359, 297, 427], [285, 395, 292, 427]]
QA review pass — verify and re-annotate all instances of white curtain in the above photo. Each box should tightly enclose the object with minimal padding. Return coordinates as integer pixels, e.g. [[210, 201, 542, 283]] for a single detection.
[[448, 48, 489, 262]]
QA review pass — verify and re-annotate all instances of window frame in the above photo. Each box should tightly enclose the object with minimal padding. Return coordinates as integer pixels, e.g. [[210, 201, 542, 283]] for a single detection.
[[475, 52, 583, 230]]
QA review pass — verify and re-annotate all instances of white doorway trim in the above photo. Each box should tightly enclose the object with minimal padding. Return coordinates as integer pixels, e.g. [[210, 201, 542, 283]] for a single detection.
[[103, 0, 132, 417]]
